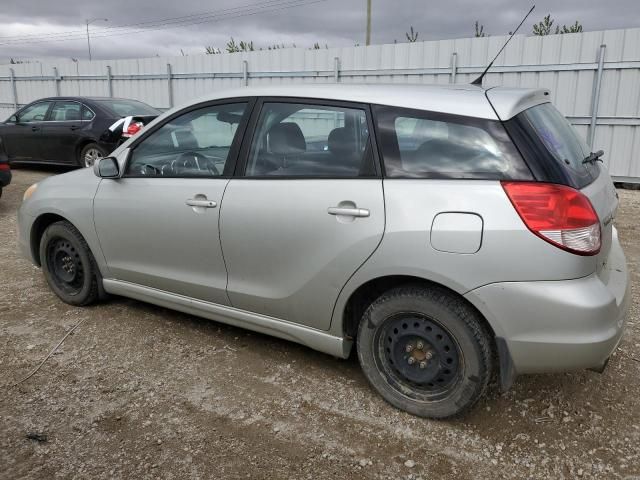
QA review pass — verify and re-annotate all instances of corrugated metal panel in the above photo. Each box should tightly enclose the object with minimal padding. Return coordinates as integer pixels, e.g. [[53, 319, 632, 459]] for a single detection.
[[0, 27, 638, 180]]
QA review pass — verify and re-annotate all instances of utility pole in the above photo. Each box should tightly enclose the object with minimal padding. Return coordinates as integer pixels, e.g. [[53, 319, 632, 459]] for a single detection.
[[85, 18, 108, 61], [365, 0, 372, 46]]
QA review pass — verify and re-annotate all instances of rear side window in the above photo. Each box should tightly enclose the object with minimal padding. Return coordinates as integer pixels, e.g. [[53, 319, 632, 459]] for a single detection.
[[245, 102, 375, 177], [373, 105, 532, 180], [512, 103, 598, 188]]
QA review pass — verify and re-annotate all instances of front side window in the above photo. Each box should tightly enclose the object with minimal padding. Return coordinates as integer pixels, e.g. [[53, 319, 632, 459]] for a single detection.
[[49, 101, 81, 121], [126, 102, 247, 178], [245, 102, 374, 177], [17, 102, 52, 123], [374, 105, 532, 180]]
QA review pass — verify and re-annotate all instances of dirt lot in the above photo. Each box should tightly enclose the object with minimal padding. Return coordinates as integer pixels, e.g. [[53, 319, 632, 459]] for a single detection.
[[1, 167, 639, 480]]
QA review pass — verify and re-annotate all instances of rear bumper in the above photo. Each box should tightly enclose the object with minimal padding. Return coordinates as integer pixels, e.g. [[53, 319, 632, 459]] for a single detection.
[[465, 228, 629, 375], [0, 169, 11, 187]]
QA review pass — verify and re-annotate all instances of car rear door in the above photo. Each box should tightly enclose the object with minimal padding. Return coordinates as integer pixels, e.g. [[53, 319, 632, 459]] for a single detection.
[[219, 98, 384, 330], [1, 101, 52, 161], [93, 99, 253, 305], [39, 100, 85, 163]]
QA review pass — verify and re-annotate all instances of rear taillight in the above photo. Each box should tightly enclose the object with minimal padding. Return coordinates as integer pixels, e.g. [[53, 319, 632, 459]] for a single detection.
[[501, 181, 601, 256], [122, 121, 144, 138], [0, 163, 9, 171]]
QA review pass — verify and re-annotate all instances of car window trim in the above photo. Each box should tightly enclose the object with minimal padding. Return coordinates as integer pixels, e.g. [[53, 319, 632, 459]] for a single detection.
[[122, 96, 257, 179], [234, 96, 382, 179], [46, 100, 86, 123]]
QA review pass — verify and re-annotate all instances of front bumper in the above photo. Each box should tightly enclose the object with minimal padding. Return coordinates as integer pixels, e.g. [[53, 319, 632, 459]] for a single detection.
[[465, 228, 630, 375], [17, 203, 36, 264]]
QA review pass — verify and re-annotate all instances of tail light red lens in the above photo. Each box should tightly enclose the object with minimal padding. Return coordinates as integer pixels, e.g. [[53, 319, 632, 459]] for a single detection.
[[0, 163, 9, 171], [501, 181, 601, 256], [123, 121, 144, 138]]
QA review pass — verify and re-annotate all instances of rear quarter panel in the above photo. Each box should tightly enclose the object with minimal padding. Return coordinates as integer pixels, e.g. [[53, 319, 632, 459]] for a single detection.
[[329, 179, 597, 335]]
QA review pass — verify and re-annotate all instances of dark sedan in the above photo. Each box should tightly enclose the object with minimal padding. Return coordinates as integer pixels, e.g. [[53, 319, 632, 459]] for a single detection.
[[0, 138, 10, 197], [0, 97, 160, 167]]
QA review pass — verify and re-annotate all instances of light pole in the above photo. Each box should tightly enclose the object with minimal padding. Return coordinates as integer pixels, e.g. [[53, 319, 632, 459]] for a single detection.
[[85, 18, 108, 61], [365, 0, 371, 46]]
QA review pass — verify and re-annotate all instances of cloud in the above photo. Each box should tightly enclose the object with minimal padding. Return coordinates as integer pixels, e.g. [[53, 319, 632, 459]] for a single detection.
[[0, 0, 638, 61]]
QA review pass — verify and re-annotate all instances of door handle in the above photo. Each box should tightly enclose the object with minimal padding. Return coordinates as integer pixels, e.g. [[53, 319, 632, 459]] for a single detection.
[[327, 206, 370, 218], [70, 125, 80, 131], [186, 199, 217, 208], [31, 126, 40, 132]]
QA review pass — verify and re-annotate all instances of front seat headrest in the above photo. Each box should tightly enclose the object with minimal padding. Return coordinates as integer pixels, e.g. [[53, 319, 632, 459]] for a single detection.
[[268, 122, 306, 155], [328, 127, 356, 156]]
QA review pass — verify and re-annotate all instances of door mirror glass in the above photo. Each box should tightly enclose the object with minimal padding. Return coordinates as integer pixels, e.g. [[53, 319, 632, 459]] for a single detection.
[[96, 157, 120, 178]]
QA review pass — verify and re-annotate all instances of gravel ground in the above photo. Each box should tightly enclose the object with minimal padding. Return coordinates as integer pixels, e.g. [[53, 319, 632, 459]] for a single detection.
[[1, 167, 639, 480]]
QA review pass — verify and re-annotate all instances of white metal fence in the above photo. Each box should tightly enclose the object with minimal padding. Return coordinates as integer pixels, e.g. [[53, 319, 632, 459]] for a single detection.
[[1, 27, 639, 181]]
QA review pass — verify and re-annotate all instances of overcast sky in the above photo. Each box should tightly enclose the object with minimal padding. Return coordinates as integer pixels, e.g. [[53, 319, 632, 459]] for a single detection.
[[0, 0, 638, 62]]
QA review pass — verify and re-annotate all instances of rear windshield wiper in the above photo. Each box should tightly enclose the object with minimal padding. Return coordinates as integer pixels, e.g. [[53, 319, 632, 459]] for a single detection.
[[582, 149, 604, 164]]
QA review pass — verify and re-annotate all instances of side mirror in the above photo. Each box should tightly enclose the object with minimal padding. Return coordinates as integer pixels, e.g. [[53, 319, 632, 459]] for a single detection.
[[95, 156, 120, 178]]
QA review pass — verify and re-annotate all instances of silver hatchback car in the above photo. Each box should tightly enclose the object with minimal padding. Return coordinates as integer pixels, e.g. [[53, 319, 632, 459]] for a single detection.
[[18, 84, 630, 418]]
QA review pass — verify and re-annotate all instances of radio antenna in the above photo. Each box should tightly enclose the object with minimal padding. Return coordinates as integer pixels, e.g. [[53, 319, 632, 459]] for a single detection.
[[471, 5, 535, 86]]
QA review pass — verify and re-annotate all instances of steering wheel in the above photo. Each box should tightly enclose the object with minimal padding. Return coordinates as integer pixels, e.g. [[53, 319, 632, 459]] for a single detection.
[[175, 152, 220, 176]]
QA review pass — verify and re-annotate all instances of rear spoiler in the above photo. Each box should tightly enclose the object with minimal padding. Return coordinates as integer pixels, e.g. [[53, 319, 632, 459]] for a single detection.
[[485, 88, 551, 121]]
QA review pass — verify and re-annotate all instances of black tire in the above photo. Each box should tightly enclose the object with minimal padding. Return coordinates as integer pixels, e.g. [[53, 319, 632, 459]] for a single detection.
[[79, 143, 108, 168], [357, 284, 493, 419], [39, 221, 100, 306]]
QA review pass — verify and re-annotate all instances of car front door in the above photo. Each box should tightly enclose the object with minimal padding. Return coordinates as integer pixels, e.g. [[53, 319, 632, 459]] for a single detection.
[[39, 100, 85, 163], [219, 99, 385, 330], [1, 101, 52, 161], [93, 99, 253, 305]]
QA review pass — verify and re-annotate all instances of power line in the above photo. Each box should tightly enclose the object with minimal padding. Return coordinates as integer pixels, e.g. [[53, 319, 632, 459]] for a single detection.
[[0, 0, 300, 41], [0, 0, 325, 46]]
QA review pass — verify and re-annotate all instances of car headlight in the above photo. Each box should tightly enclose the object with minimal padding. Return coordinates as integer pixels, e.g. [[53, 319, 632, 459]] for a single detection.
[[23, 183, 37, 201]]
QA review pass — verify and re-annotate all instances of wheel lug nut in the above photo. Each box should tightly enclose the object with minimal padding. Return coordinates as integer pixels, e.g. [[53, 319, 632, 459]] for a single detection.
[[425, 351, 434, 360], [405, 344, 414, 353], [407, 357, 416, 365], [416, 341, 424, 350], [419, 361, 427, 369]]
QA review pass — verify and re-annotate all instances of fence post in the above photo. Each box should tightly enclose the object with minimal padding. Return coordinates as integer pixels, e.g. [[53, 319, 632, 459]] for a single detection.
[[52, 67, 60, 96], [588, 44, 606, 148], [242, 60, 248, 86], [9, 68, 17, 110], [166, 63, 173, 108], [450, 52, 457, 84], [106, 65, 113, 97], [333, 57, 340, 83]]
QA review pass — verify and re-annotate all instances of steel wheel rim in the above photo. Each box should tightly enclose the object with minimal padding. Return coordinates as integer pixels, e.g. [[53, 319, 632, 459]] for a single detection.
[[46, 238, 84, 296], [84, 148, 102, 168], [374, 312, 462, 402]]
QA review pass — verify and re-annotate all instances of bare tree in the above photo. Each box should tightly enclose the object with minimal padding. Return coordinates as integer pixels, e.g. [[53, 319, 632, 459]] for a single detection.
[[474, 21, 488, 37], [405, 26, 419, 42]]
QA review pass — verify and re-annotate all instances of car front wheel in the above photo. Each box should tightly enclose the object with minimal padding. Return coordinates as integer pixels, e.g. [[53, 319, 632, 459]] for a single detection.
[[357, 284, 493, 419], [40, 221, 100, 306]]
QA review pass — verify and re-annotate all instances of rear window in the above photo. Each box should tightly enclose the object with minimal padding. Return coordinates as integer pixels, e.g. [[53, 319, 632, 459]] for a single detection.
[[96, 99, 160, 117], [374, 105, 532, 180], [514, 103, 599, 188]]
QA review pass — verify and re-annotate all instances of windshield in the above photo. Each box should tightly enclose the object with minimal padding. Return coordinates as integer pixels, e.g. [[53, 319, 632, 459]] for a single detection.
[[518, 103, 599, 188], [96, 99, 160, 117]]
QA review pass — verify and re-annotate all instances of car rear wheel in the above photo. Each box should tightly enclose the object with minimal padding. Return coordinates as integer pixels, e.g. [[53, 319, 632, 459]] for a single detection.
[[40, 221, 100, 306], [79, 143, 107, 168], [357, 284, 493, 419]]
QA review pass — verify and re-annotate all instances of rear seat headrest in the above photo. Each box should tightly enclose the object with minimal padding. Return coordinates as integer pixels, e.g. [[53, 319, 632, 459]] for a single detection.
[[328, 127, 356, 156]]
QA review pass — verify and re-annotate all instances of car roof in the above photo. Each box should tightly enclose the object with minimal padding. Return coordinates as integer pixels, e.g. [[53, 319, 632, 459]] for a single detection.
[[37, 96, 146, 103], [181, 83, 550, 120]]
